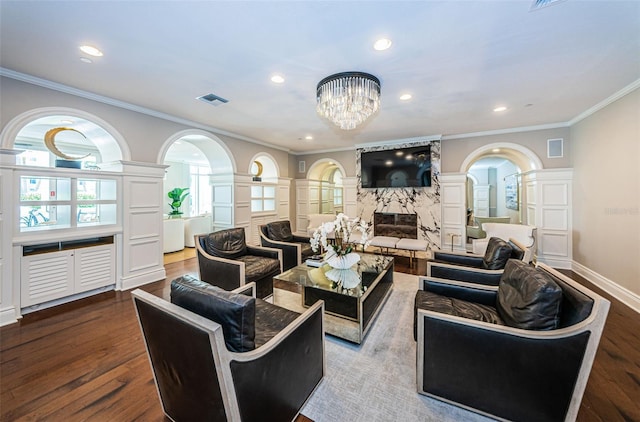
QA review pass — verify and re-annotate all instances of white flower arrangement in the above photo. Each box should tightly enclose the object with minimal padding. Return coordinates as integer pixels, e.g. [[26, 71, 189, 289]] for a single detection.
[[310, 213, 371, 257]]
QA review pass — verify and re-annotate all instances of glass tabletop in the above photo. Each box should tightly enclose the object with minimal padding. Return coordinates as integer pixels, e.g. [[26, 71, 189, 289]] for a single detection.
[[275, 253, 393, 298]]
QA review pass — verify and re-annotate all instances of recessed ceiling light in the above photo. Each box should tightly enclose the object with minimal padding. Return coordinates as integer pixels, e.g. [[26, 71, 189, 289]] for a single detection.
[[395, 151, 404, 156], [271, 74, 285, 84], [79, 57, 92, 64], [493, 106, 507, 112], [385, 160, 393, 166], [305, 135, 313, 140], [374, 38, 392, 51], [79, 45, 103, 57], [399, 94, 412, 101]]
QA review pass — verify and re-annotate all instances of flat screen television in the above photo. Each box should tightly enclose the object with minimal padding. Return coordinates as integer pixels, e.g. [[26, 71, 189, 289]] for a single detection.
[[360, 145, 431, 188]]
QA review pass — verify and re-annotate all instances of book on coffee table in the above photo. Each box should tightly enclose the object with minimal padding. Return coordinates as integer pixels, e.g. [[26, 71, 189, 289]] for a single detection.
[[305, 256, 324, 267]]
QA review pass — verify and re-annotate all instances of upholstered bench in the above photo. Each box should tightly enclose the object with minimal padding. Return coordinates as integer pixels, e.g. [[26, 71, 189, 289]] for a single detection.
[[369, 236, 429, 264], [396, 238, 429, 263], [369, 236, 400, 253]]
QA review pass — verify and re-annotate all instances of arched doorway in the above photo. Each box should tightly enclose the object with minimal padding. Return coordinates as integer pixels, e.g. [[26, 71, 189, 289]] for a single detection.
[[158, 130, 235, 257], [461, 142, 542, 229], [306, 159, 346, 215]]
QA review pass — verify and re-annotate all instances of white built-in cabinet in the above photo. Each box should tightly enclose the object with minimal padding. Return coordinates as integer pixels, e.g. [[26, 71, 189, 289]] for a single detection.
[[0, 157, 167, 326], [21, 237, 115, 308]]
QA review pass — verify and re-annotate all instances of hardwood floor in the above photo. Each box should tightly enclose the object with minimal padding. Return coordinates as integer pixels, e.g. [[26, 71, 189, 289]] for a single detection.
[[1, 255, 638, 421]]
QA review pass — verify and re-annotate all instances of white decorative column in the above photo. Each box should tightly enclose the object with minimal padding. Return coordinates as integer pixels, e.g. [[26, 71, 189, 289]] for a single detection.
[[0, 149, 21, 325], [295, 179, 321, 234], [523, 169, 573, 268], [277, 177, 291, 221], [234, 173, 252, 235], [107, 161, 167, 290], [342, 177, 358, 218], [211, 173, 235, 232], [440, 173, 468, 252]]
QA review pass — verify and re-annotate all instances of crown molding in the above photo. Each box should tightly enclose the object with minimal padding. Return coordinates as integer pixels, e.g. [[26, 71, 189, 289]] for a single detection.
[[442, 122, 569, 140], [0, 67, 291, 153], [568, 78, 640, 126], [289, 145, 357, 156]]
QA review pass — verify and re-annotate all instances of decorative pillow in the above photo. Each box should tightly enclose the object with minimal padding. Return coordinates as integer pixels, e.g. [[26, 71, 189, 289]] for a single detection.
[[266, 221, 294, 242], [482, 237, 513, 270], [170, 275, 256, 352], [496, 260, 563, 330], [204, 228, 247, 259]]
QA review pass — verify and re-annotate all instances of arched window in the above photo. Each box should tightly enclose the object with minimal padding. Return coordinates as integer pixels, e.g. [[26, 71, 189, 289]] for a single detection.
[[250, 154, 278, 213], [14, 115, 122, 169]]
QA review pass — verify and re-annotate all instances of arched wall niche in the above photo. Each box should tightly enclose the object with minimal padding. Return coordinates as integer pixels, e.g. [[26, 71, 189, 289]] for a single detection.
[[1, 107, 130, 164], [249, 152, 280, 182]]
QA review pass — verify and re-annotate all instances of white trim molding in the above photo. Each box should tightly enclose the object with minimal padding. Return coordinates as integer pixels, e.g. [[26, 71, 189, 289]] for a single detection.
[[572, 260, 640, 314]]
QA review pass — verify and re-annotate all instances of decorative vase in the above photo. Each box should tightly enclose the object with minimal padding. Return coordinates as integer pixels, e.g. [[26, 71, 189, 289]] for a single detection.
[[325, 252, 360, 270], [325, 268, 361, 289]]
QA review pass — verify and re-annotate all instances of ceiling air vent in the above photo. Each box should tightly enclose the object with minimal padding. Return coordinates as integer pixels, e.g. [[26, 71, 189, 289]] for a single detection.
[[530, 0, 566, 11], [197, 93, 229, 107]]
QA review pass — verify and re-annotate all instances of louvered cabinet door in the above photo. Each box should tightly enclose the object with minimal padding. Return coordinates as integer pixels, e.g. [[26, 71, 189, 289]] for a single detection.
[[21, 250, 75, 307], [74, 244, 115, 292]]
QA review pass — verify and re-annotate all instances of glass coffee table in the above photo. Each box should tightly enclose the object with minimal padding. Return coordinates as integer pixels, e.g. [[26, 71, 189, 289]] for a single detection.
[[273, 253, 394, 344]]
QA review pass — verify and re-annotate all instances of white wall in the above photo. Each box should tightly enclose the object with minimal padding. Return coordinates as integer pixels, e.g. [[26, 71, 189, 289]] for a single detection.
[[571, 88, 640, 301]]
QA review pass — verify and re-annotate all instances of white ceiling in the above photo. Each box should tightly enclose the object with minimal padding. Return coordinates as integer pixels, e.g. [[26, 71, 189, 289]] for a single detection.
[[1, 1, 639, 154]]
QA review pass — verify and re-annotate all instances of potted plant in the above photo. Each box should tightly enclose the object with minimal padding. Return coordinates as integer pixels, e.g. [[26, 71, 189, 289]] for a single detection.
[[167, 187, 190, 218]]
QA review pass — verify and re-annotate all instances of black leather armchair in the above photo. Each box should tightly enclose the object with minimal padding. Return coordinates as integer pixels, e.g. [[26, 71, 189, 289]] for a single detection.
[[195, 228, 282, 299], [259, 221, 314, 271], [132, 275, 324, 422], [414, 260, 610, 422], [424, 237, 530, 286]]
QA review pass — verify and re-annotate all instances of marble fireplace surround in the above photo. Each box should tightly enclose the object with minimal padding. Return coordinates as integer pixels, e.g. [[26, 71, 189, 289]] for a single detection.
[[356, 139, 441, 250]]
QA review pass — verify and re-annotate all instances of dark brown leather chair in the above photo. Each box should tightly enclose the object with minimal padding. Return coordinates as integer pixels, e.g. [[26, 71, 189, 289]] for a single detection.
[[132, 275, 324, 422], [195, 228, 282, 299], [258, 221, 314, 271], [414, 260, 610, 422]]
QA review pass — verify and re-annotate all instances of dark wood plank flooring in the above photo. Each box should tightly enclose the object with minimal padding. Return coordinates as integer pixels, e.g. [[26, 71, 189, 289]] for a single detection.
[[1, 255, 638, 421]]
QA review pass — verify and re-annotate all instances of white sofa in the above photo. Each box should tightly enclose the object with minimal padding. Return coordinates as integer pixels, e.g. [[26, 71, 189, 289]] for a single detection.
[[306, 213, 337, 236], [472, 223, 536, 258]]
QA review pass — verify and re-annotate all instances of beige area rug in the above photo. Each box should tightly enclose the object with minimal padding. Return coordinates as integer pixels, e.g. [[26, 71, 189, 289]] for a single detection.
[[301, 272, 494, 422]]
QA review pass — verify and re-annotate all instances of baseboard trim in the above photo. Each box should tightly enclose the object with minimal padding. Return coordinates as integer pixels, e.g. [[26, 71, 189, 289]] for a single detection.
[[0, 306, 19, 327], [119, 268, 166, 291], [537, 256, 572, 269], [572, 260, 640, 314]]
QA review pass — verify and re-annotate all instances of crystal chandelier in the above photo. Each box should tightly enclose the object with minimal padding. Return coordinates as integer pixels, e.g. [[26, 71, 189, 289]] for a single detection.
[[316, 72, 381, 130]]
